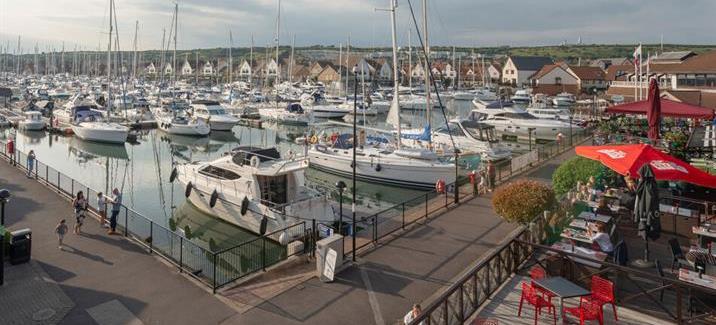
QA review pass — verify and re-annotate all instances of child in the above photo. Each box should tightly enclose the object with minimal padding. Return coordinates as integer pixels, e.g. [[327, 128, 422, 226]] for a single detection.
[[55, 219, 68, 250], [478, 170, 487, 195]]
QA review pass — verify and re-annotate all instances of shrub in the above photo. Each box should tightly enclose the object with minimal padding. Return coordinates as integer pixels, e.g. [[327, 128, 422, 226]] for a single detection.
[[552, 156, 609, 196], [492, 180, 556, 224]]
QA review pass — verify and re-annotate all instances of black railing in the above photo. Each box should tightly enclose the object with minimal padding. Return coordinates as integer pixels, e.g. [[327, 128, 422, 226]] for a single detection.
[[0, 140, 309, 293]]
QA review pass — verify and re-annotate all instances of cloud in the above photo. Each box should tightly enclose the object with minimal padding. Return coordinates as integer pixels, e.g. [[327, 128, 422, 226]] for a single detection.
[[0, 0, 714, 51]]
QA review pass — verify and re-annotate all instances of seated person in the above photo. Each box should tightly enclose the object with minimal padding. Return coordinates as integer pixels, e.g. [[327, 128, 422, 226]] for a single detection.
[[587, 222, 614, 255], [594, 198, 613, 216]]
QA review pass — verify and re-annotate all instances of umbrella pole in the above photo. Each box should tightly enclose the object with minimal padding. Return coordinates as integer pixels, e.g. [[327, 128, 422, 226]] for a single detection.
[[633, 235, 655, 268]]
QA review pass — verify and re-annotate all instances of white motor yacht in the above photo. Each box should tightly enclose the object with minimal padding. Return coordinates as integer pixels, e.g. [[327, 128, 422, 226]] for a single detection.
[[70, 107, 129, 144], [510, 89, 532, 104], [526, 106, 572, 121], [468, 105, 582, 141], [173, 146, 335, 236], [300, 93, 350, 118], [153, 105, 211, 136], [259, 103, 312, 126], [191, 100, 240, 131], [17, 111, 46, 131], [552, 92, 576, 107]]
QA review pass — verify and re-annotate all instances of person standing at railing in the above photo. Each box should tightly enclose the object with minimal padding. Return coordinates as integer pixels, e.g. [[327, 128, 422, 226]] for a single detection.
[[403, 303, 424, 325], [97, 192, 109, 229], [107, 188, 122, 235], [6, 137, 14, 166], [26, 150, 35, 177]]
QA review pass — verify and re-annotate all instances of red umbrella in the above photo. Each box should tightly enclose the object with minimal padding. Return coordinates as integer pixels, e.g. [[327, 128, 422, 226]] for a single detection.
[[647, 79, 661, 141], [575, 144, 716, 188]]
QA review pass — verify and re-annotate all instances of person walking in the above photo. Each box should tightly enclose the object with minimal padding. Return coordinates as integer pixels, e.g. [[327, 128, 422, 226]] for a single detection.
[[6, 137, 14, 165], [72, 191, 87, 235], [479, 170, 487, 195], [97, 192, 109, 228], [55, 219, 69, 250], [487, 161, 496, 192], [107, 188, 122, 235], [26, 150, 36, 177]]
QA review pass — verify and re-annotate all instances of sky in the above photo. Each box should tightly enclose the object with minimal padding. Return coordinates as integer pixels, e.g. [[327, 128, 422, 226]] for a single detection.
[[0, 0, 715, 52]]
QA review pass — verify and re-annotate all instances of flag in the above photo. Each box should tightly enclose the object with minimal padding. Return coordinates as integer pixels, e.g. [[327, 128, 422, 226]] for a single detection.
[[633, 44, 642, 66]]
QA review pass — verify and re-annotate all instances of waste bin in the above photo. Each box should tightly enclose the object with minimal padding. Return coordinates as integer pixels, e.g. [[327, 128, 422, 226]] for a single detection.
[[9, 228, 31, 265], [316, 234, 343, 283]]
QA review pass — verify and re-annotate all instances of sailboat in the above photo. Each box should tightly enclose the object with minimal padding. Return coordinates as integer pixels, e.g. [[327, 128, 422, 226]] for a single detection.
[[306, 0, 455, 189]]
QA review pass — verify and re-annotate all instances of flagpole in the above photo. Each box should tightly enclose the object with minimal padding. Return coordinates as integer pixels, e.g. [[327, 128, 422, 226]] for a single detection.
[[639, 43, 643, 100]]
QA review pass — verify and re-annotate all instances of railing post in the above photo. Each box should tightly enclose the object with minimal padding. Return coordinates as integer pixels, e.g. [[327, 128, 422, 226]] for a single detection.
[[45, 165, 48, 182], [372, 216, 377, 245], [34, 161, 38, 179], [458, 285, 465, 322], [676, 286, 683, 324], [401, 202, 405, 230], [149, 221, 153, 253], [212, 253, 217, 294], [442, 299, 449, 324], [57, 172, 61, 192], [424, 193, 428, 219], [261, 237, 266, 271], [179, 236, 183, 273], [71, 179, 74, 197], [124, 208, 128, 236]]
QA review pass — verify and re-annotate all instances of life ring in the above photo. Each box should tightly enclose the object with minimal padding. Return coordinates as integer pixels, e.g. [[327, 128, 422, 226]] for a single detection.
[[375, 163, 382, 172], [250, 156, 260, 168], [185, 182, 193, 197], [240, 196, 250, 215], [435, 179, 446, 194], [310, 135, 318, 144], [169, 167, 178, 183], [210, 189, 219, 208]]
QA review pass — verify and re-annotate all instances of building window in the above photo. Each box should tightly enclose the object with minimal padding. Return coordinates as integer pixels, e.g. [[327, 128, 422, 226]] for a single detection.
[[555, 77, 562, 85]]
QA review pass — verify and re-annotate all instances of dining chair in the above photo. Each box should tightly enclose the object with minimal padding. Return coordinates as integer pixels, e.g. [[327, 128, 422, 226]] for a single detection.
[[584, 275, 618, 321], [518, 282, 556, 325], [564, 297, 603, 325], [668, 238, 690, 272], [529, 266, 555, 303]]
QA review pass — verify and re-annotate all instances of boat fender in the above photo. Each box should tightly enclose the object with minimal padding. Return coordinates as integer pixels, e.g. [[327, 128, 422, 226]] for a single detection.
[[375, 163, 382, 172], [279, 231, 288, 245], [310, 135, 318, 144], [169, 167, 178, 183], [241, 196, 250, 215], [210, 189, 219, 208], [259, 216, 268, 236], [350, 161, 355, 169], [250, 156, 260, 168], [185, 182, 193, 198]]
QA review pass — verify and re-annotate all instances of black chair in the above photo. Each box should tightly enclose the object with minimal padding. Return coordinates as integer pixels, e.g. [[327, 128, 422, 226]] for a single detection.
[[612, 240, 628, 266], [655, 260, 666, 302], [668, 238, 690, 272]]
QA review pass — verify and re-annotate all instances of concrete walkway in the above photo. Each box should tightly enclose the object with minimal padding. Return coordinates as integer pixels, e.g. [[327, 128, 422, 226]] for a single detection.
[[0, 162, 237, 324]]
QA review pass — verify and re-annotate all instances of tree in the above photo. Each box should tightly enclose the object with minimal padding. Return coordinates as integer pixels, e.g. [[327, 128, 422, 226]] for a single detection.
[[492, 180, 556, 224], [552, 156, 613, 196]]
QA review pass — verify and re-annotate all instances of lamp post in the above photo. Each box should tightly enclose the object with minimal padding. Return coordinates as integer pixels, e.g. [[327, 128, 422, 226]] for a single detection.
[[0, 189, 10, 226], [528, 127, 536, 151], [454, 149, 460, 204], [351, 65, 358, 262], [335, 180, 346, 235], [569, 113, 574, 147]]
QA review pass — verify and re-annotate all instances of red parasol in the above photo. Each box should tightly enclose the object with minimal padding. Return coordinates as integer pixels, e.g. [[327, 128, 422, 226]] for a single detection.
[[575, 144, 716, 188], [647, 79, 661, 141], [606, 98, 715, 119]]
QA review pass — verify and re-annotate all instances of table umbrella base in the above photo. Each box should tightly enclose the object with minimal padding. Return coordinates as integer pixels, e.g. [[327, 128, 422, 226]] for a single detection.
[[631, 259, 655, 268]]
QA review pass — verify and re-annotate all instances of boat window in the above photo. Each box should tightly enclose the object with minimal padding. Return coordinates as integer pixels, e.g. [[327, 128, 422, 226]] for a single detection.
[[257, 175, 288, 206], [504, 112, 538, 120], [436, 123, 465, 136], [199, 165, 241, 180], [208, 107, 226, 115]]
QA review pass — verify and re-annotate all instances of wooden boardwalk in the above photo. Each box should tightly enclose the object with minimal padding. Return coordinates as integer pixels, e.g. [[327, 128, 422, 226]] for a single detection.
[[474, 275, 675, 325]]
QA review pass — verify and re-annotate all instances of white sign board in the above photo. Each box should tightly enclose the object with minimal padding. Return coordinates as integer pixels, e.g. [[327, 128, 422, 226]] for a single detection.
[[322, 248, 337, 281]]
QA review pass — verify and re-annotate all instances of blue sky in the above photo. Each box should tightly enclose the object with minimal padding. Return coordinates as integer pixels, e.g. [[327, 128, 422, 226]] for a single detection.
[[0, 0, 714, 51]]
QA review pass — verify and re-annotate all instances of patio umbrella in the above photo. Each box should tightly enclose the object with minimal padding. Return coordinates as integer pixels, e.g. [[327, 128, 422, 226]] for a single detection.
[[575, 144, 716, 188], [633, 164, 660, 267], [647, 79, 661, 142]]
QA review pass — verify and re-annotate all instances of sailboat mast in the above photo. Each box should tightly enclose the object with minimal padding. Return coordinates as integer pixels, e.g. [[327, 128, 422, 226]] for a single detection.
[[338, 43, 342, 96], [249, 33, 254, 85], [275, 0, 281, 84], [173, 3, 178, 86], [132, 20, 138, 80], [408, 29, 412, 91], [289, 34, 295, 82], [422, 0, 431, 138], [107, 0, 113, 110], [389, 0, 401, 144], [229, 30, 233, 84]]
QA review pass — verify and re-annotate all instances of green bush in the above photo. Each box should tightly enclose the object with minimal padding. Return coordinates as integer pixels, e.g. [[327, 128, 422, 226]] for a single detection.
[[492, 180, 556, 224], [552, 157, 610, 196]]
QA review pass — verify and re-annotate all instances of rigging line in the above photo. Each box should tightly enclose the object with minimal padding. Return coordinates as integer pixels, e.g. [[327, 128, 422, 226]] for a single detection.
[[406, 0, 456, 151]]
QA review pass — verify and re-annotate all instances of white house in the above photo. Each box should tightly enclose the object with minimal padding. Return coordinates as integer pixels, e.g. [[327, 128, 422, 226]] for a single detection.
[[163, 63, 173, 76], [488, 64, 501, 82], [411, 63, 425, 80], [502, 56, 553, 86], [145, 62, 156, 75], [378, 61, 392, 80], [443, 64, 457, 80], [202, 61, 214, 76], [263, 59, 279, 78], [181, 59, 193, 76], [238, 60, 252, 79], [354, 58, 375, 81]]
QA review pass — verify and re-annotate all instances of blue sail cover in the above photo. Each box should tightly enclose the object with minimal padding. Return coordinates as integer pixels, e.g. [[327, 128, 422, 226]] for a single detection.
[[400, 124, 432, 142], [333, 133, 354, 149]]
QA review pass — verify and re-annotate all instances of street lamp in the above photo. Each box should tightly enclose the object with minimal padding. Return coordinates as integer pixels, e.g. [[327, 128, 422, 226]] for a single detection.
[[569, 112, 574, 147], [335, 180, 346, 235], [351, 65, 358, 262], [528, 127, 536, 151], [0, 189, 10, 226]]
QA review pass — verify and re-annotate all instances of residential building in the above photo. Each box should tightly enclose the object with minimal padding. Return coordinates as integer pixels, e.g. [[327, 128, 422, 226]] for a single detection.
[[202, 61, 214, 76], [317, 64, 341, 84], [145, 62, 156, 75], [501, 56, 553, 86], [163, 63, 173, 76], [181, 59, 193, 76], [569, 66, 607, 92], [238, 60, 252, 80], [530, 64, 580, 95], [488, 63, 501, 83]]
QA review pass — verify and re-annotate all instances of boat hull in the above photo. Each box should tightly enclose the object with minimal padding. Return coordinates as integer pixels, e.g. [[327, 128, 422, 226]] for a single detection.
[[71, 124, 128, 144]]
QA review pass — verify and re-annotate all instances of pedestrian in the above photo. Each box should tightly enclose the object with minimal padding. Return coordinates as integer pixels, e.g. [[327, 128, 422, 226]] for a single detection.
[[107, 188, 122, 235], [479, 170, 487, 195], [6, 137, 15, 165], [26, 150, 36, 177], [72, 191, 87, 235], [403, 304, 424, 325], [97, 192, 109, 228], [55, 219, 68, 250], [487, 161, 496, 192]]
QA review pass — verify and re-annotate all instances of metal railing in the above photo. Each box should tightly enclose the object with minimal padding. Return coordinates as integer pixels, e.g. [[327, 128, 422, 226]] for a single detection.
[[0, 141, 309, 293], [343, 128, 592, 259]]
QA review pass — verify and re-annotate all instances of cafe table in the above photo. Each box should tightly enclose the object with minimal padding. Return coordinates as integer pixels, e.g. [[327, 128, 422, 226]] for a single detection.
[[576, 211, 612, 224], [678, 268, 716, 290], [533, 276, 591, 324], [551, 242, 608, 268], [692, 225, 716, 247]]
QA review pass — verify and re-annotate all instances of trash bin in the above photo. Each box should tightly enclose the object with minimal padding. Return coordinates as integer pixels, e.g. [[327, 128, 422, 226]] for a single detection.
[[9, 228, 31, 265]]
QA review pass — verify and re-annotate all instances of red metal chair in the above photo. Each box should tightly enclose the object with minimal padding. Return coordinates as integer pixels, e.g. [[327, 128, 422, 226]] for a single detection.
[[529, 266, 556, 303], [564, 296, 603, 325], [518, 282, 556, 325], [583, 275, 618, 321]]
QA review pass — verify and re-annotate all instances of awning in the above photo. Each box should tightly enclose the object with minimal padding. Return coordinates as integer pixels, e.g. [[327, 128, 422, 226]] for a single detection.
[[575, 144, 716, 188], [606, 98, 714, 119]]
